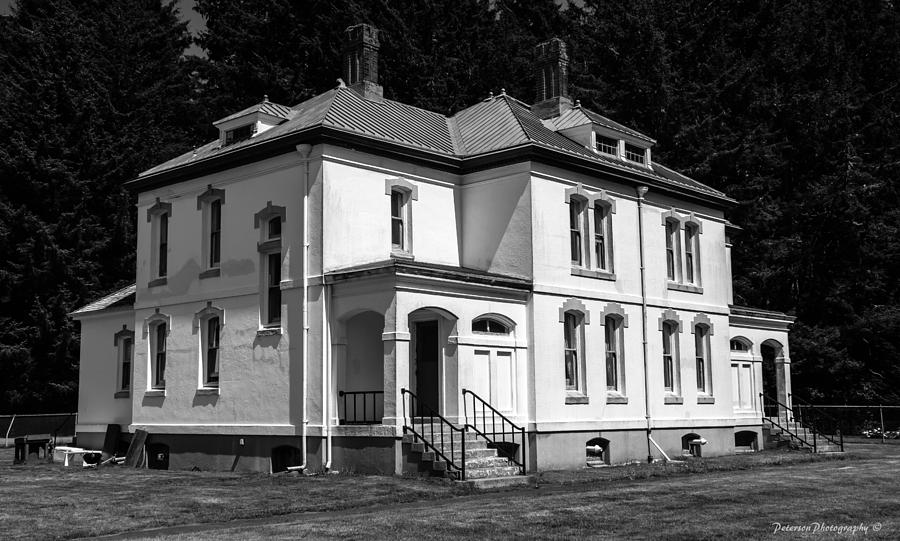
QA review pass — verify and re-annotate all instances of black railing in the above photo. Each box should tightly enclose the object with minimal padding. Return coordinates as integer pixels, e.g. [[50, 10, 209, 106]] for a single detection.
[[462, 388, 526, 475], [760, 393, 817, 452], [401, 388, 466, 480], [338, 390, 384, 425], [791, 394, 844, 451]]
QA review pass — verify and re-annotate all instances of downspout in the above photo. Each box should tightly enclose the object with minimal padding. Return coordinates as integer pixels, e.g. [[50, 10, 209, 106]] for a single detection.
[[324, 283, 333, 471], [636, 185, 653, 463], [292, 144, 313, 473]]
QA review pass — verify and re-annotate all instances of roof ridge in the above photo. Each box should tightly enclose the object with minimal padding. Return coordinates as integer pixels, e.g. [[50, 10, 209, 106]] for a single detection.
[[446, 115, 464, 155], [498, 95, 534, 144]]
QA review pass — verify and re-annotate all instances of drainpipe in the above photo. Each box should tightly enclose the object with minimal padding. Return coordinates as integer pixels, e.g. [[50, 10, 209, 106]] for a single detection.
[[293, 144, 313, 472], [324, 283, 333, 470], [636, 185, 653, 463]]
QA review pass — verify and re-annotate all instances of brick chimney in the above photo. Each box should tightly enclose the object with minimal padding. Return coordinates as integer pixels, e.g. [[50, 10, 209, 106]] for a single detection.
[[342, 23, 383, 101], [532, 38, 573, 119]]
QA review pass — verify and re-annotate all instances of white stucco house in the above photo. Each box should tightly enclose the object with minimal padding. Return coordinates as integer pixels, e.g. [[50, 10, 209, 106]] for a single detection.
[[71, 25, 796, 477]]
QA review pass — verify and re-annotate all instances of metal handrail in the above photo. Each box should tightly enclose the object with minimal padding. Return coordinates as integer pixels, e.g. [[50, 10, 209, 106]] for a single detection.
[[401, 388, 466, 480], [760, 393, 817, 452], [338, 390, 384, 425], [462, 388, 526, 474], [790, 394, 844, 451]]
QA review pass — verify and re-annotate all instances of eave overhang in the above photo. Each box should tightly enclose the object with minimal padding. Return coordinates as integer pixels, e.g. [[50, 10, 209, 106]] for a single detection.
[[126, 128, 737, 210]]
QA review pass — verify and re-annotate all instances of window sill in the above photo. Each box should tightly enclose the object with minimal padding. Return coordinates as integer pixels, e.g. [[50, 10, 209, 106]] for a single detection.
[[664, 395, 684, 404], [697, 395, 715, 404], [257, 327, 282, 337], [196, 387, 220, 396], [565, 392, 589, 405], [606, 393, 628, 404], [113, 390, 130, 399], [390, 250, 414, 261], [571, 267, 616, 281], [199, 268, 220, 279], [148, 277, 167, 288], [145, 389, 166, 398], [667, 282, 703, 294]]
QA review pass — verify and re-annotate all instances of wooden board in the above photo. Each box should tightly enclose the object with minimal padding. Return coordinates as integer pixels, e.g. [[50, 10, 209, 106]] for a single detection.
[[123, 428, 148, 468], [101, 424, 121, 460]]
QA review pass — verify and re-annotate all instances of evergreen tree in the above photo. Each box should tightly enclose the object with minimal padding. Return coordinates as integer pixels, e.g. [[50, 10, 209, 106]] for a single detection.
[[0, 0, 208, 412]]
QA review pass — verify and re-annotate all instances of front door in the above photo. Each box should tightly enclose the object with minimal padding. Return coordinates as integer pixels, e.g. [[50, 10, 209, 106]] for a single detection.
[[415, 320, 440, 414]]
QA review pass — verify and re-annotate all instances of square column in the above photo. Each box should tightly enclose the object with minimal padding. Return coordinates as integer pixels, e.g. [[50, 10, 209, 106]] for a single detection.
[[381, 331, 410, 427]]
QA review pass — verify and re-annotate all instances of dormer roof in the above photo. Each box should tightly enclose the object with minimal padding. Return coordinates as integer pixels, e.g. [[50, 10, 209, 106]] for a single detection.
[[212, 98, 293, 127], [550, 105, 656, 145]]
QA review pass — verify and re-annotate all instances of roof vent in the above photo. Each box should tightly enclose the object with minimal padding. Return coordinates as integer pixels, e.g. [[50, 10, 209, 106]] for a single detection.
[[532, 38, 573, 120], [343, 23, 383, 102]]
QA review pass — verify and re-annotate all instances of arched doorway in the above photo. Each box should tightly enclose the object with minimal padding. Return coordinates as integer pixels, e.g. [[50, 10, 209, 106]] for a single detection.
[[337, 311, 385, 424], [408, 307, 458, 416], [761, 340, 787, 402]]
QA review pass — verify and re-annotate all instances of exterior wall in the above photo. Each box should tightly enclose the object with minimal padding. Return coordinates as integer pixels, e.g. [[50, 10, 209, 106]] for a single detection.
[[728, 322, 793, 420], [130, 149, 311, 439], [460, 164, 533, 278], [74, 308, 135, 445], [321, 148, 461, 272]]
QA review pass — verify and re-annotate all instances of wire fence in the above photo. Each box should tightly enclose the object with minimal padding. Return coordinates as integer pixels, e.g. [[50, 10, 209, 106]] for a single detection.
[[793, 405, 900, 440], [1, 413, 77, 446]]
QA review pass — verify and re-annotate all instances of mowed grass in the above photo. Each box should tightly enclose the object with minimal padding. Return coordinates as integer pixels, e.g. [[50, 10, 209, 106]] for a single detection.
[[1, 443, 898, 540]]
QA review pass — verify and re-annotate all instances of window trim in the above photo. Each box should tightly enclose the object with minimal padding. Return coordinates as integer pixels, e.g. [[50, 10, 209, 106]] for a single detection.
[[146, 198, 172, 285], [658, 309, 683, 397], [600, 303, 628, 398], [565, 185, 617, 279], [385, 178, 418, 257], [193, 303, 225, 388], [472, 315, 513, 334], [255, 203, 286, 329], [197, 185, 226, 276], [559, 298, 590, 402], [568, 195, 587, 267], [113, 326, 134, 396]]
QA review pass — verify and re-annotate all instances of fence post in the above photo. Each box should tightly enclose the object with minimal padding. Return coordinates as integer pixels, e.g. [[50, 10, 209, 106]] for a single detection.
[[4, 414, 15, 447], [880, 405, 885, 445]]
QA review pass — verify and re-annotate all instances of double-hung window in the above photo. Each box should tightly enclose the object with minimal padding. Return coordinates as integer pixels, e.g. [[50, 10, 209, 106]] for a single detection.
[[604, 316, 620, 392], [152, 323, 167, 389], [695, 324, 711, 394], [197, 186, 225, 277], [569, 197, 586, 266], [209, 200, 221, 268], [254, 202, 286, 329], [665, 219, 679, 282], [684, 223, 700, 285], [147, 199, 172, 286], [662, 321, 677, 393], [205, 317, 220, 386], [391, 190, 405, 251], [563, 312, 583, 391], [114, 327, 134, 397], [593, 202, 613, 272], [385, 179, 417, 256]]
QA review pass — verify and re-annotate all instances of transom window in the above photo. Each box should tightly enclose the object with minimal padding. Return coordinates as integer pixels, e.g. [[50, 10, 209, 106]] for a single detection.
[[595, 135, 618, 156], [473, 318, 510, 334], [624, 143, 645, 164], [730, 339, 749, 352]]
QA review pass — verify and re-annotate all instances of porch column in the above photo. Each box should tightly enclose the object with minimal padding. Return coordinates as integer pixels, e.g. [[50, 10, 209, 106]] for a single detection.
[[776, 354, 790, 423], [331, 338, 346, 426], [382, 330, 411, 427]]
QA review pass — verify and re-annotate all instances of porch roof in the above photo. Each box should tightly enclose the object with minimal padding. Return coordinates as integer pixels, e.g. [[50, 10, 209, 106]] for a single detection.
[[324, 259, 532, 291]]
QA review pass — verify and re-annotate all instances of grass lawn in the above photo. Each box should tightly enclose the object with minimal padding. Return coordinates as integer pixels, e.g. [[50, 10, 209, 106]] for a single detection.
[[1, 443, 898, 540]]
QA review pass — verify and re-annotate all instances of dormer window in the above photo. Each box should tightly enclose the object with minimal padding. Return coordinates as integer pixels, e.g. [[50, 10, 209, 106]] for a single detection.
[[225, 124, 255, 146], [595, 135, 618, 157], [624, 143, 646, 164]]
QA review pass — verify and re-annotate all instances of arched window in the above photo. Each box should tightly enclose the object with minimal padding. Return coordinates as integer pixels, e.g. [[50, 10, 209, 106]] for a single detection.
[[730, 338, 751, 352], [472, 317, 511, 334]]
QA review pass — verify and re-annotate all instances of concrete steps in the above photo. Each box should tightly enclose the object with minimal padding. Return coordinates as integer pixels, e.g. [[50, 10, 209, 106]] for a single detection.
[[402, 420, 526, 484], [763, 418, 843, 453]]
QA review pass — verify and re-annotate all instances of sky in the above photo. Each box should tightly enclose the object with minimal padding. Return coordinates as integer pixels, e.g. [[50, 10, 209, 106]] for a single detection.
[[0, 0, 207, 56]]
